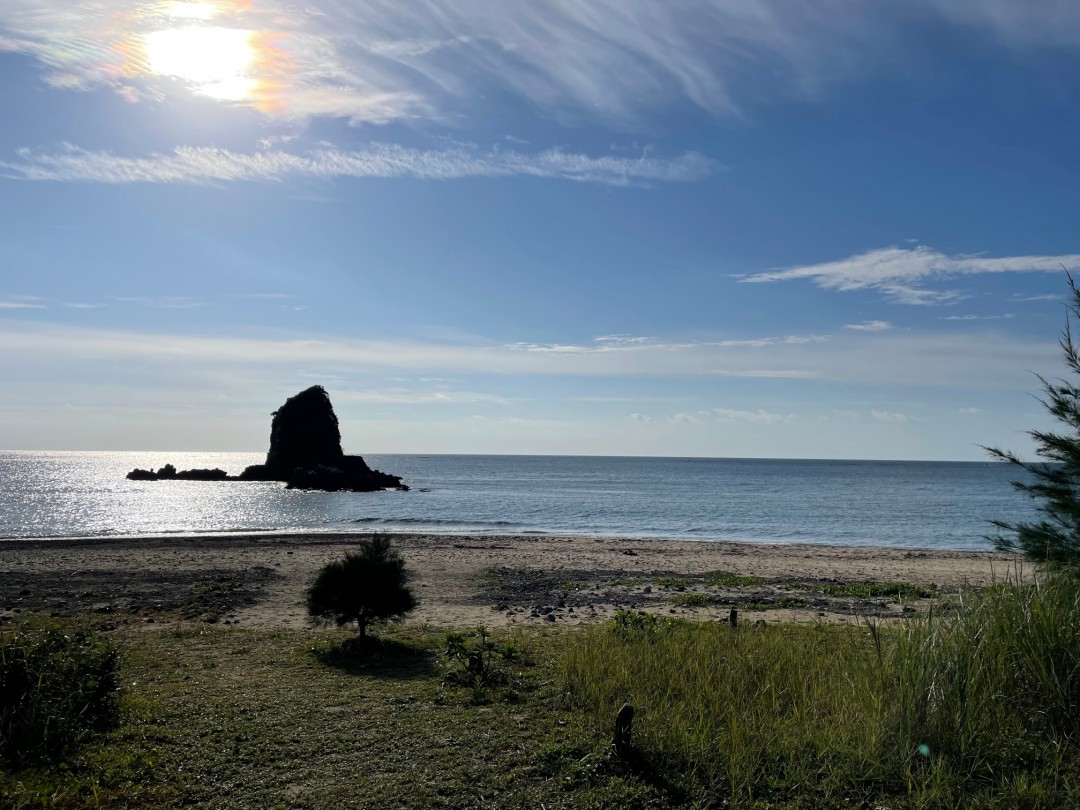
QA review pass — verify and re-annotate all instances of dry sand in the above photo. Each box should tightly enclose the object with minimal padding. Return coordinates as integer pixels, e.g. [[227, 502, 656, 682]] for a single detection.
[[0, 533, 1022, 630]]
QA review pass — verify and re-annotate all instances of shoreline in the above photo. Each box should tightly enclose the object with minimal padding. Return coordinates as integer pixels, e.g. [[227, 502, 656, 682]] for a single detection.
[[0, 532, 1023, 629]]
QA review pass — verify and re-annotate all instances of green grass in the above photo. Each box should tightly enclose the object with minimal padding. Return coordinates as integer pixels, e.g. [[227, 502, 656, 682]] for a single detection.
[[1, 623, 668, 809], [0, 615, 120, 765], [670, 593, 807, 610], [561, 576, 1080, 808], [5, 575, 1078, 808], [704, 570, 764, 588], [787, 580, 938, 601]]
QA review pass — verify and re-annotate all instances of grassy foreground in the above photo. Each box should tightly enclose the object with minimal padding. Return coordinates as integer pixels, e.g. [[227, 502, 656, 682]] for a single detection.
[[3, 577, 1080, 809]]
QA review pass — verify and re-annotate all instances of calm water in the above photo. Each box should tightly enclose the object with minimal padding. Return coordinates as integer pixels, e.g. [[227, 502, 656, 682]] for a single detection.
[[0, 452, 1036, 550]]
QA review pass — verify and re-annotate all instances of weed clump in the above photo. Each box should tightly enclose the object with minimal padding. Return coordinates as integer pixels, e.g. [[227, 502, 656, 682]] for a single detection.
[[0, 615, 119, 764]]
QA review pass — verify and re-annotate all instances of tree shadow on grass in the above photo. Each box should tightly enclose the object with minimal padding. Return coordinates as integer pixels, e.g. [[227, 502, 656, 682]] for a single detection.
[[310, 636, 438, 680]]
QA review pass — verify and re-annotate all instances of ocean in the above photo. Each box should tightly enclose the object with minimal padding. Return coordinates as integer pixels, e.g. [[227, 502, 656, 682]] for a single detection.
[[0, 451, 1037, 550]]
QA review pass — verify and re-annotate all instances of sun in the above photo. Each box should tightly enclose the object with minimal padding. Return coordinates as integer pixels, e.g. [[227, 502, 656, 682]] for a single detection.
[[143, 24, 257, 101]]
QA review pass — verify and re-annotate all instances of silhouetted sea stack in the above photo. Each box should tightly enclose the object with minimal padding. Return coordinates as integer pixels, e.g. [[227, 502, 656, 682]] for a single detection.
[[240, 386, 406, 491], [127, 386, 407, 492]]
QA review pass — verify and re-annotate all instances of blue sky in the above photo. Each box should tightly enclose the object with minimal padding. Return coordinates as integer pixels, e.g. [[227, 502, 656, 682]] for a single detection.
[[1, 0, 1079, 459]]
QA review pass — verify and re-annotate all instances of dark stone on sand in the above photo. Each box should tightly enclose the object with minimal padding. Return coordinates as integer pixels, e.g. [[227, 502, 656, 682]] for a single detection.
[[126, 385, 406, 492]]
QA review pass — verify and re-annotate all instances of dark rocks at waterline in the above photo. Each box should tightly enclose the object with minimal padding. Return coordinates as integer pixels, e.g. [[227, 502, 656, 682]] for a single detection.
[[127, 465, 229, 481], [284, 460, 405, 492], [126, 385, 407, 492]]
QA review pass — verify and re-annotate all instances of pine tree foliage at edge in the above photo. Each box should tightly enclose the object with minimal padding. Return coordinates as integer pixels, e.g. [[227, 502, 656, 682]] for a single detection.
[[987, 274, 1080, 570]]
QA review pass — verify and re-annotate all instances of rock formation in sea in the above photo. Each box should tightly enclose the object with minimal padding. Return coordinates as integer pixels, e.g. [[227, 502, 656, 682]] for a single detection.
[[239, 386, 406, 491], [126, 386, 406, 492]]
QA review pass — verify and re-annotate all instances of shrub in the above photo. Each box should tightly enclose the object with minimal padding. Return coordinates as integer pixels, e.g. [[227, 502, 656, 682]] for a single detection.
[[306, 535, 417, 639], [0, 615, 120, 764], [443, 625, 519, 687]]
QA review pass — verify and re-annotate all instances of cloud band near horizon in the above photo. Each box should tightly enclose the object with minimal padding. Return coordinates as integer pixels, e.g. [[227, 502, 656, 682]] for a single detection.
[[0, 143, 715, 186]]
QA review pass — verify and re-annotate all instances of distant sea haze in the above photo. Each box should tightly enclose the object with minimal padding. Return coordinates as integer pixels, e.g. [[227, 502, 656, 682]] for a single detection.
[[0, 452, 1036, 551]]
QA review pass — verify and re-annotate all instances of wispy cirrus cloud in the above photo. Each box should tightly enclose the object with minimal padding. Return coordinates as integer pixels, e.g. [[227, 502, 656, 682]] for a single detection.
[[741, 245, 1080, 305], [336, 388, 509, 405], [3, 1, 1079, 126], [0, 319, 1058, 389], [713, 407, 791, 424], [0, 143, 714, 187], [872, 409, 917, 423], [844, 320, 892, 332], [114, 295, 205, 308]]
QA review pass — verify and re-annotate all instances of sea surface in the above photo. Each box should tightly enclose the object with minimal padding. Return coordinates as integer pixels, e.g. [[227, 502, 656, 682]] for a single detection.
[[0, 452, 1038, 551]]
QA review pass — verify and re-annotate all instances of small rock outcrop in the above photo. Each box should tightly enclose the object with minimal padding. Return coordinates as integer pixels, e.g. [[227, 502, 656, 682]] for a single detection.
[[126, 465, 229, 481], [126, 386, 406, 492]]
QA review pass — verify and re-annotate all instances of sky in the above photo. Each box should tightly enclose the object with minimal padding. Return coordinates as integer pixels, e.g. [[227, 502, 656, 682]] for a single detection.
[[1, 1, 1079, 460]]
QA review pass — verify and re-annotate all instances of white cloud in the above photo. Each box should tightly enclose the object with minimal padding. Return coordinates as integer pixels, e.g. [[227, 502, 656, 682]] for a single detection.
[[741, 245, 1080, 305], [872, 409, 916, 423], [593, 335, 656, 346], [336, 388, 508, 405], [631, 413, 655, 424], [1, 143, 714, 187], [669, 412, 700, 424], [0, 319, 1059, 390], [0, 300, 46, 309], [710, 369, 818, 379], [114, 295, 204, 309], [3, 1, 1080, 127], [958, 407, 983, 415], [1013, 293, 1062, 302], [713, 408, 790, 424], [942, 313, 1015, 321], [844, 320, 892, 331]]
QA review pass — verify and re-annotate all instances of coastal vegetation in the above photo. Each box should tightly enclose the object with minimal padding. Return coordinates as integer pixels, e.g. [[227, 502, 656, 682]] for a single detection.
[[3, 576, 1080, 808], [306, 536, 417, 640], [0, 616, 119, 765], [987, 274, 1080, 571]]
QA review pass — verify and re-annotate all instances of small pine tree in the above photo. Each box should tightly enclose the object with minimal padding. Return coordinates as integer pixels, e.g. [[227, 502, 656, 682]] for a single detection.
[[306, 535, 417, 638], [987, 274, 1080, 570]]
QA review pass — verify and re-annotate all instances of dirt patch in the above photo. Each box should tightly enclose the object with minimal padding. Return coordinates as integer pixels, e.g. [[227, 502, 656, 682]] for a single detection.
[[477, 566, 929, 624], [0, 566, 279, 624]]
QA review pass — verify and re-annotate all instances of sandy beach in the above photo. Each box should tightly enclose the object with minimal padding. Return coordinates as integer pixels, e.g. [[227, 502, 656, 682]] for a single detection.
[[0, 532, 1023, 630]]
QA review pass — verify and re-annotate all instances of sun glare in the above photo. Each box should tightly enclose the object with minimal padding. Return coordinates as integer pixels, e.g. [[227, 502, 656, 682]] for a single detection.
[[162, 2, 218, 20], [143, 25, 257, 100]]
